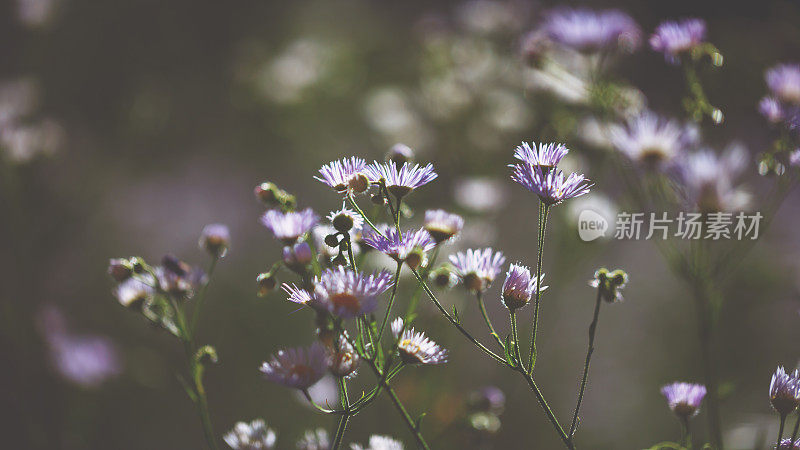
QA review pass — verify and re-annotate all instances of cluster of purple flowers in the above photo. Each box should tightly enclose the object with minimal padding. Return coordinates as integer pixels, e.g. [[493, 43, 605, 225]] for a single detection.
[[760, 64, 800, 134], [509, 141, 592, 205]]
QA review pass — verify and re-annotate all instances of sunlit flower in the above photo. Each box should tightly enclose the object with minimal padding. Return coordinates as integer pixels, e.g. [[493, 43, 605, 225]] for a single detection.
[[364, 160, 437, 198], [315, 157, 370, 194], [512, 142, 568, 171], [423, 210, 464, 244], [391, 318, 448, 365], [770, 366, 800, 416], [260, 342, 329, 390], [281, 283, 315, 306], [261, 208, 318, 244], [679, 143, 750, 213], [661, 382, 707, 418], [313, 266, 394, 318], [297, 428, 330, 450], [223, 419, 277, 449], [649, 18, 706, 64], [766, 64, 800, 105], [199, 223, 231, 258], [542, 8, 641, 52], [510, 164, 592, 206], [501, 264, 546, 311], [610, 111, 689, 168], [350, 435, 404, 450], [114, 276, 154, 309], [449, 248, 506, 292], [362, 225, 435, 268], [328, 207, 363, 233]]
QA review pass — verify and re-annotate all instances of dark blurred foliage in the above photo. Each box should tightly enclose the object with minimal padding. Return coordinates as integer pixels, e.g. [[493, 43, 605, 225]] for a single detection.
[[1, 0, 800, 449]]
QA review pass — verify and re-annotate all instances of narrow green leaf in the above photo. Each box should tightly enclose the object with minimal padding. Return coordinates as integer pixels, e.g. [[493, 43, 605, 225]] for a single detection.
[[414, 412, 427, 431], [503, 334, 517, 368]]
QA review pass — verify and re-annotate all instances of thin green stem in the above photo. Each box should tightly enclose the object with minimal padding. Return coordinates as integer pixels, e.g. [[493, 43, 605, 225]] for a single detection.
[[569, 288, 603, 439], [477, 291, 505, 350], [681, 416, 691, 449], [778, 414, 788, 449], [518, 369, 573, 449], [190, 257, 218, 338], [331, 377, 351, 450], [377, 261, 403, 342], [348, 194, 386, 238], [791, 413, 800, 443], [527, 203, 549, 374], [510, 311, 523, 367], [385, 383, 430, 450]]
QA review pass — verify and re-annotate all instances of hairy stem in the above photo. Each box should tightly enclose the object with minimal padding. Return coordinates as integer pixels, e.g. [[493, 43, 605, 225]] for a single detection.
[[527, 203, 549, 374], [569, 288, 603, 439]]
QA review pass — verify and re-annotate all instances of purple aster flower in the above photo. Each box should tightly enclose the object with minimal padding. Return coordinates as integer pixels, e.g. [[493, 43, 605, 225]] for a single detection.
[[543, 8, 641, 53], [281, 282, 315, 306], [261, 208, 318, 244], [199, 223, 230, 259], [328, 334, 359, 378], [364, 160, 438, 198], [766, 64, 800, 105], [297, 429, 329, 450], [777, 439, 800, 450], [361, 225, 435, 269], [679, 143, 750, 213], [661, 382, 707, 418], [327, 207, 363, 233], [511, 164, 592, 206], [315, 157, 370, 194], [760, 96, 785, 124], [386, 143, 414, 165], [260, 342, 329, 390], [649, 18, 706, 64], [513, 142, 569, 171], [423, 209, 464, 244], [449, 248, 506, 293], [391, 318, 448, 365], [501, 263, 546, 311], [770, 366, 800, 416], [312, 266, 394, 318], [609, 111, 689, 168], [282, 241, 313, 271], [790, 149, 800, 168], [351, 435, 404, 450], [223, 419, 277, 449]]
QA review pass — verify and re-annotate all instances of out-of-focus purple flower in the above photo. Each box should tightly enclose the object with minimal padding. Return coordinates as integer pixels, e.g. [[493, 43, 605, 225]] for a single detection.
[[759, 96, 785, 124], [468, 386, 506, 415], [649, 18, 706, 64], [449, 248, 506, 292], [107, 258, 133, 282], [362, 225, 435, 268], [661, 382, 707, 418], [315, 157, 369, 194], [501, 263, 546, 311], [312, 266, 394, 318], [391, 318, 448, 365], [223, 419, 277, 449], [679, 143, 750, 213], [39, 307, 122, 388], [423, 209, 464, 244], [156, 255, 207, 298], [327, 207, 363, 233], [510, 164, 592, 206], [364, 160, 438, 198], [297, 428, 329, 450], [770, 366, 800, 416], [282, 241, 313, 271], [261, 208, 318, 244], [513, 142, 568, 171], [790, 149, 800, 168], [610, 111, 689, 168], [542, 8, 641, 53], [351, 435, 404, 450], [767, 64, 800, 105], [386, 143, 415, 165], [260, 342, 329, 390], [199, 223, 231, 258]]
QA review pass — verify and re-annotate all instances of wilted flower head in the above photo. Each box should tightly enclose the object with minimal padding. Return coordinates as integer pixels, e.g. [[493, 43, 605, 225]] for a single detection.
[[260, 342, 329, 390], [610, 112, 689, 168], [770, 366, 800, 416], [297, 428, 330, 450], [328, 207, 363, 233], [510, 164, 592, 206], [261, 208, 318, 244], [502, 264, 546, 311], [679, 144, 750, 213], [513, 142, 568, 171], [449, 248, 506, 292], [350, 435, 404, 450], [589, 268, 628, 303], [759, 96, 785, 124], [649, 18, 706, 63], [766, 64, 800, 105], [312, 266, 394, 318], [364, 160, 437, 198], [391, 318, 448, 365], [199, 223, 231, 258], [362, 225, 435, 269], [661, 382, 707, 418], [542, 8, 641, 52], [315, 157, 369, 194], [223, 419, 277, 449], [423, 209, 464, 244], [328, 334, 360, 378]]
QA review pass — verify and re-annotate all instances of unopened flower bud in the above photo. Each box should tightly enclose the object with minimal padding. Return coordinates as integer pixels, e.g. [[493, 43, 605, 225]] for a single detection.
[[324, 234, 340, 248], [332, 213, 354, 233], [502, 264, 538, 311], [254, 182, 280, 205], [199, 223, 230, 259], [108, 258, 133, 282], [293, 242, 313, 265], [386, 143, 414, 165], [257, 272, 277, 297]]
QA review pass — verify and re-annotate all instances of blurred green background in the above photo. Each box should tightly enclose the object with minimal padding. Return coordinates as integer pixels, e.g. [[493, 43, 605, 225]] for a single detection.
[[2, 0, 800, 448]]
